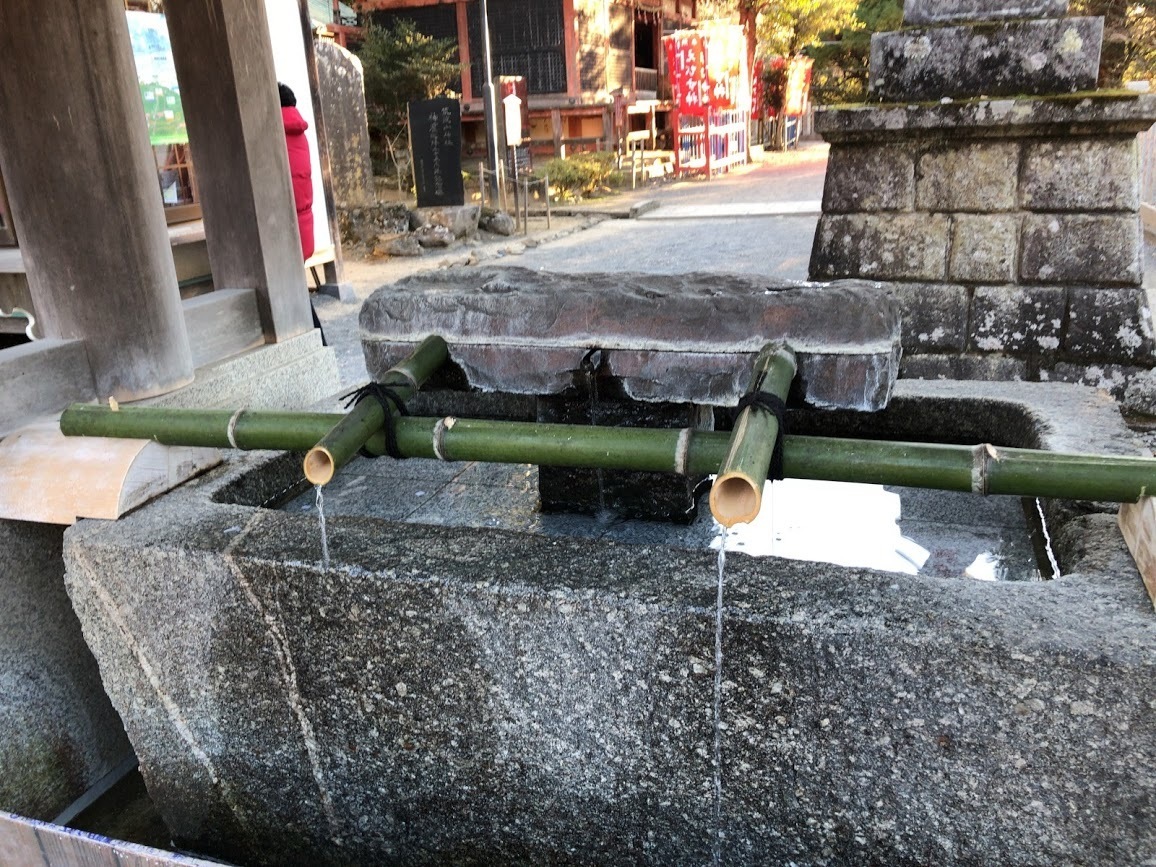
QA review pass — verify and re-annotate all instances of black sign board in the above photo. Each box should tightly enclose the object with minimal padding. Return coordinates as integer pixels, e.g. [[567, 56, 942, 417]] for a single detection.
[[409, 97, 465, 208]]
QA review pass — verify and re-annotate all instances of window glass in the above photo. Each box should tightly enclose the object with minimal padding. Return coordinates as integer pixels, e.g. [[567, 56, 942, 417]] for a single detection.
[[125, 2, 199, 218]]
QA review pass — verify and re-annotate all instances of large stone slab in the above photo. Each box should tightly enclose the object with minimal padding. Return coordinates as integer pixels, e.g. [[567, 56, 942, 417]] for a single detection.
[[870, 18, 1104, 103], [360, 268, 902, 411], [1020, 214, 1142, 285], [903, 0, 1069, 25], [61, 380, 1156, 867], [1020, 137, 1140, 212], [316, 41, 375, 208], [809, 213, 950, 281]]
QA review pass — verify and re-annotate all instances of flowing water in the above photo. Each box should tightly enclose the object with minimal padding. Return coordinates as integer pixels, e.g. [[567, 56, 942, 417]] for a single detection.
[[712, 526, 727, 867], [315, 485, 330, 569], [584, 351, 610, 518]]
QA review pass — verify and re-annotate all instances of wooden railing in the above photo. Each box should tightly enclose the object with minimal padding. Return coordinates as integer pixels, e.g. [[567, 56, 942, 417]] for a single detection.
[[634, 66, 658, 96]]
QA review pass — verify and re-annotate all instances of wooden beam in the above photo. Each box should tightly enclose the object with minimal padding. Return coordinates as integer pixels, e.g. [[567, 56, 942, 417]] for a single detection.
[[0, 423, 220, 526], [1120, 497, 1156, 610], [359, 0, 458, 8], [0, 810, 222, 867]]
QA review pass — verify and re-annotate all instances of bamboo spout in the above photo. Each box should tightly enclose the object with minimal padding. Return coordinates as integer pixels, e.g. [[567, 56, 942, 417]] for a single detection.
[[303, 336, 448, 486], [59, 403, 1156, 504], [709, 343, 797, 527]]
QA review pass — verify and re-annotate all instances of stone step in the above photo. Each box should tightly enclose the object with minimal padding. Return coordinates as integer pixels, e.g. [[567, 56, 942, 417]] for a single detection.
[[903, 0, 1069, 26], [870, 17, 1103, 102], [360, 266, 902, 412]]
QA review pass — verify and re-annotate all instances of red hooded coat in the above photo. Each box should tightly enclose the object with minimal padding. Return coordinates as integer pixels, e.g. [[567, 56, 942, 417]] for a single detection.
[[281, 105, 314, 261]]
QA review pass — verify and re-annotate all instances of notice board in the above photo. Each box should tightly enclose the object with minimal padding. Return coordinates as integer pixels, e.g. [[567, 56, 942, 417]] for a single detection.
[[409, 98, 465, 208]]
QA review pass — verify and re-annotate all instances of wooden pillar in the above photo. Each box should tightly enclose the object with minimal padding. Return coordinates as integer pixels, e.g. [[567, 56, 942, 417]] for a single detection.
[[551, 109, 564, 157], [563, 0, 580, 99], [456, 1, 473, 101], [0, 0, 194, 402], [165, 0, 313, 343]]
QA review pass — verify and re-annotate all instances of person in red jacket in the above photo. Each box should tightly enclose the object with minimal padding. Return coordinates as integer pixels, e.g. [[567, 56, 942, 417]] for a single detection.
[[279, 82, 314, 259], [278, 82, 324, 343]]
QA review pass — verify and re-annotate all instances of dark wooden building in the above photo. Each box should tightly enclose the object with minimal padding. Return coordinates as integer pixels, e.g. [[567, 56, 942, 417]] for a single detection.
[[367, 0, 699, 158]]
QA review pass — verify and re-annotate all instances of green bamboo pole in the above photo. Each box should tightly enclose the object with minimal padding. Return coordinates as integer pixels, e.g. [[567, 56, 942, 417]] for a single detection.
[[709, 343, 797, 527], [58, 404, 1156, 505], [303, 336, 448, 486]]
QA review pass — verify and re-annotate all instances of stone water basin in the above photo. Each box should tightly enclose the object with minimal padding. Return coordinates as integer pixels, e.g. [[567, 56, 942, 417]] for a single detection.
[[61, 379, 1156, 866]]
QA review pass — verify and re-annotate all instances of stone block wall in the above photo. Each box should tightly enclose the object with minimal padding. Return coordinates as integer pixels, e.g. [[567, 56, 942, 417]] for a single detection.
[[811, 95, 1156, 394], [811, 0, 1156, 394]]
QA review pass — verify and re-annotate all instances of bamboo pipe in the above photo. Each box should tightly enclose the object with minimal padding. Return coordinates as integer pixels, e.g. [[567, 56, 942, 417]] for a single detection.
[[59, 404, 1156, 506], [709, 344, 797, 527], [303, 336, 448, 486]]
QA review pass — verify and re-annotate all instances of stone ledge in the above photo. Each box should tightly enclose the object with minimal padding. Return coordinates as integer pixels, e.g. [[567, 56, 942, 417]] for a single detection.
[[816, 92, 1156, 144], [0, 339, 96, 437], [361, 267, 903, 411], [902, 0, 1069, 26]]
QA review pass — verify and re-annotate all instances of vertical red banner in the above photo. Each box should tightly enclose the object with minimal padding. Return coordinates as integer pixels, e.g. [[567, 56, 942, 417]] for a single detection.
[[663, 32, 711, 116]]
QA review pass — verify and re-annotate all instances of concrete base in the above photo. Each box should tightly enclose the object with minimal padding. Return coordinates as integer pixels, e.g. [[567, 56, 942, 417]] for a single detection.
[[0, 340, 96, 437], [61, 381, 1156, 866], [0, 519, 132, 820], [142, 329, 339, 411]]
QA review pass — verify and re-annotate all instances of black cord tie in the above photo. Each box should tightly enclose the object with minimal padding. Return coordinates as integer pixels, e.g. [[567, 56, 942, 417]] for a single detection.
[[341, 383, 410, 459], [736, 392, 788, 481]]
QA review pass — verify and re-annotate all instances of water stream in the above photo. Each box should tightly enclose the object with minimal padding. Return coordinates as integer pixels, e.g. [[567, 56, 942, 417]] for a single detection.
[[584, 350, 610, 518], [315, 485, 330, 569], [712, 526, 727, 867]]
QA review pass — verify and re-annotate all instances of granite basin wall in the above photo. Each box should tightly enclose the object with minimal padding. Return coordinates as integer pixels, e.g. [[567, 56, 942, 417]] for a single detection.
[[0, 520, 132, 820], [61, 382, 1156, 866]]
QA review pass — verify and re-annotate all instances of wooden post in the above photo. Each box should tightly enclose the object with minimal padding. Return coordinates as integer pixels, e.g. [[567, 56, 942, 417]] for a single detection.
[[164, 0, 314, 343], [457, 1, 473, 101], [1120, 499, 1156, 610], [0, 0, 194, 401], [563, 0, 580, 100], [551, 109, 564, 157]]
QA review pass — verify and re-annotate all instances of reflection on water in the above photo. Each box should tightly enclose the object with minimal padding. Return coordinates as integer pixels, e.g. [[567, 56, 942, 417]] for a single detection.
[[282, 457, 1050, 583], [712, 478, 1048, 582]]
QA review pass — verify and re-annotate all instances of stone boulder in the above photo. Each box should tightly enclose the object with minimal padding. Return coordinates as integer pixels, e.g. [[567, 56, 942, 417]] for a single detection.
[[409, 205, 481, 239], [414, 225, 455, 249], [382, 235, 422, 257], [480, 209, 516, 236]]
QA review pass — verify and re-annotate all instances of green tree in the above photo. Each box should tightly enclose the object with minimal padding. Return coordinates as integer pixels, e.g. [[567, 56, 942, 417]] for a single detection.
[[756, 0, 861, 58], [1072, 0, 1156, 86], [355, 18, 461, 181], [807, 0, 902, 104]]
